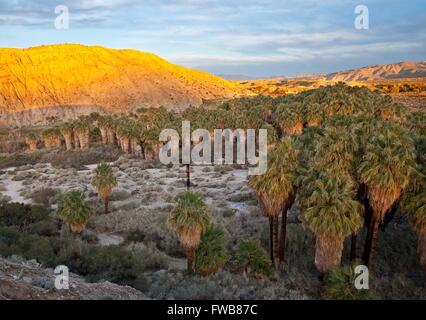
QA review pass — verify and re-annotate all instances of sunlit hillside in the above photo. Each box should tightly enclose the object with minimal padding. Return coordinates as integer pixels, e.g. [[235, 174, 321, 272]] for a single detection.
[[0, 44, 245, 114]]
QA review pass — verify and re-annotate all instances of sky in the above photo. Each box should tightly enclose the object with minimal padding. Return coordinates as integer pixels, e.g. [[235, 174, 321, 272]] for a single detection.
[[0, 0, 425, 77]]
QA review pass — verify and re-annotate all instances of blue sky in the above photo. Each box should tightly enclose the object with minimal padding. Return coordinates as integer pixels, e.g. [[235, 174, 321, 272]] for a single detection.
[[0, 0, 425, 77]]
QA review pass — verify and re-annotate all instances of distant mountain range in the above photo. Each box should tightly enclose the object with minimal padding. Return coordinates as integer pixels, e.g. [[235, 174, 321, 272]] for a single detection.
[[323, 61, 426, 81], [220, 61, 426, 82]]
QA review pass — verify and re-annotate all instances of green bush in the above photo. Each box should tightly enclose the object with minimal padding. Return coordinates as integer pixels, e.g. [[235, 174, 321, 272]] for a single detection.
[[194, 225, 229, 275], [30, 188, 60, 205], [70, 246, 142, 285], [234, 239, 273, 277], [324, 265, 378, 300], [126, 229, 146, 243], [0, 203, 51, 231]]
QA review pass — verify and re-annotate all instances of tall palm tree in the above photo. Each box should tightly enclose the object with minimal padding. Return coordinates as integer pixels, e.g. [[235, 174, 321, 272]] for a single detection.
[[57, 190, 92, 233], [97, 116, 109, 145], [73, 118, 91, 149], [91, 162, 117, 214], [358, 122, 416, 269], [60, 122, 74, 151], [248, 139, 298, 267], [167, 191, 211, 273], [402, 179, 426, 268], [305, 102, 323, 127], [300, 172, 364, 273], [274, 102, 304, 136], [25, 132, 38, 151], [42, 127, 61, 149]]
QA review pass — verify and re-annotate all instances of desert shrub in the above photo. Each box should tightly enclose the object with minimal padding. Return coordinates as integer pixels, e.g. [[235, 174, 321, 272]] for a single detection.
[[27, 219, 59, 237], [227, 193, 254, 203], [0, 203, 51, 231], [0, 152, 44, 169], [0, 225, 63, 266], [194, 225, 229, 275], [125, 229, 146, 243], [70, 246, 142, 285], [51, 144, 121, 169], [222, 208, 235, 218], [324, 265, 378, 300], [109, 190, 131, 201], [130, 242, 168, 271], [30, 188, 60, 205], [234, 239, 273, 277]]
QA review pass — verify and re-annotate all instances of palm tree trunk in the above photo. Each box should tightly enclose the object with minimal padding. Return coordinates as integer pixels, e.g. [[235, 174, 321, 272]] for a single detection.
[[279, 206, 287, 263], [269, 216, 274, 262], [279, 192, 296, 264], [315, 234, 344, 273], [186, 248, 194, 273], [122, 138, 130, 154], [186, 164, 191, 190], [418, 231, 426, 269], [73, 132, 80, 149], [100, 128, 108, 145], [273, 214, 279, 268], [350, 233, 357, 262], [63, 134, 73, 151], [363, 216, 379, 270], [104, 195, 109, 214]]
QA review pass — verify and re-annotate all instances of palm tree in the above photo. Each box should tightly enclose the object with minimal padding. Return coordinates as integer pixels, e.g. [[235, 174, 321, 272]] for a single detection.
[[167, 191, 211, 273], [25, 132, 38, 150], [42, 127, 61, 149], [235, 239, 273, 277], [73, 118, 91, 149], [60, 122, 74, 151], [91, 162, 117, 214], [97, 116, 109, 145], [324, 265, 378, 300], [273, 103, 304, 136], [358, 122, 416, 269], [194, 224, 229, 275], [57, 190, 92, 233], [104, 115, 117, 145], [300, 172, 363, 273], [402, 182, 426, 268], [305, 102, 323, 127], [248, 139, 298, 267]]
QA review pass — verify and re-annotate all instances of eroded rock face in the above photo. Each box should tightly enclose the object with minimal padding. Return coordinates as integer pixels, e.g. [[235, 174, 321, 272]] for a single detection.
[[0, 105, 105, 129], [0, 257, 145, 300], [0, 44, 245, 128]]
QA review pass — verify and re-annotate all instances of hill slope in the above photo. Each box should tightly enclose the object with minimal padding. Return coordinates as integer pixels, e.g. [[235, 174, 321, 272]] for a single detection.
[[0, 44, 243, 119]]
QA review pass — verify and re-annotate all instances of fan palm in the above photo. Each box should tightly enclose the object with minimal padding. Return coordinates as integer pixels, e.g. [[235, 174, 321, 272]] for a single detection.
[[194, 224, 229, 275], [248, 138, 299, 266], [57, 190, 92, 233], [235, 239, 273, 277], [25, 132, 38, 150], [42, 127, 61, 149], [60, 122, 74, 151], [358, 122, 416, 269], [73, 118, 91, 149], [97, 116, 109, 145], [402, 182, 426, 268], [274, 103, 304, 136], [167, 191, 211, 273], [305, 102, 323, 127], [91, 162, 117, 214], [300, 172, 363, 273]]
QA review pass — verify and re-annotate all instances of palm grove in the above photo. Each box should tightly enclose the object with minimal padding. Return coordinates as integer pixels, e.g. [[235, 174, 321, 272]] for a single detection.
[[23, 83, 426, 295]]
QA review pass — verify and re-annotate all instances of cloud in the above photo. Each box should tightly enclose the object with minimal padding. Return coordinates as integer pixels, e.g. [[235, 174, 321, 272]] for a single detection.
[[0, 0, 425, 76]]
